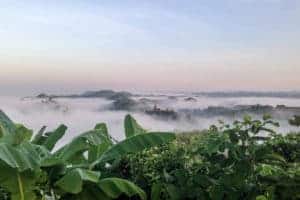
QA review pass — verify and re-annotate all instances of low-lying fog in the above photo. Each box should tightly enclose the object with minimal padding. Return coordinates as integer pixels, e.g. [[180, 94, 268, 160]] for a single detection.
[[1, 94, 299, 148]]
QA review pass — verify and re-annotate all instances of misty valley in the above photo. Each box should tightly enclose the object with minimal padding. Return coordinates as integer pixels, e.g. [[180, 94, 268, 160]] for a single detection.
[[0, 90, 299, 147], [1, 90, 300, 200]]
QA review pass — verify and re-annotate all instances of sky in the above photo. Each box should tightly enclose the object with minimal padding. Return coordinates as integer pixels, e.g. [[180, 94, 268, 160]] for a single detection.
[[0, 0, 300, 95]]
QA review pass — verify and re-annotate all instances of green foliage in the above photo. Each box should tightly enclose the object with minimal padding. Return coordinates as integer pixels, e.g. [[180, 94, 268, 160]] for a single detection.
[[32, 124, 67, 151], [117, 116, 300, 200], [0, 110, 16, 137], [124, 114, 146, 138], [289, 115, 300, 127], [55, 169, 100, 194], [0, 111, 175, 200], [93, 132, 175, 165], [55, 128, 113, 164], [1, 109, 299, 200], [98, 178, 146, 200], [0, 166, 43, 200]]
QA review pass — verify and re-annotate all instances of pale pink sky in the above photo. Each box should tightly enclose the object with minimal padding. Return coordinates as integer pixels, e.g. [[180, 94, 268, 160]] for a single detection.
[[1, 0, 300, 95]]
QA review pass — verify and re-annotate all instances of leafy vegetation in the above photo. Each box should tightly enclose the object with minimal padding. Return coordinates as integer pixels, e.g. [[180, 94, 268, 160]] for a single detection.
[[289, 115, 300, 127], [0, 110, 299, 200], [113, 116, 300, 200], [0, 111, 175, 200]]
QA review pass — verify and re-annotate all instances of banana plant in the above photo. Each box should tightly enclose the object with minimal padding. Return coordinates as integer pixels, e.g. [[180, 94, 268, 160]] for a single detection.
[[51, 114, 175, 199], [0, 111, 48, 200], [0, 110, 175, 200], [124, 114, 147, 138]]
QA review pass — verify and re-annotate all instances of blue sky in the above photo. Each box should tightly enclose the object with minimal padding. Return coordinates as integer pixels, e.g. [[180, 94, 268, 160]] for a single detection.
[[0, 0, 299, 95]]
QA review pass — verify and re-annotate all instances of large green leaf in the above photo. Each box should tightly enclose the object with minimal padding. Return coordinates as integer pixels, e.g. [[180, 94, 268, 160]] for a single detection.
[[1, 124, 33, 145], [0, 143, 40, 171], [124, 114, 146, 138], [0, 111, 33, 145], [55, 137, 89, 163], [0, 141, 45, 200], [55, 127, 112, 163], [98, 178, 146, 200], [94, 123, 111, 140], [0, 110, 16, 137], [31, 126, 47, 145], [55, 169, 100, 194], [14, 124, 33, 144], [0, 165, 41, 200], [92, 132, 175, 166], [0, 143, 51, 199], [43, 125, 67, 151], [73, 186, 111, 200], [32, 125, 67, 151], [88, 123, 114, 163], [88, 142, 112, 164]]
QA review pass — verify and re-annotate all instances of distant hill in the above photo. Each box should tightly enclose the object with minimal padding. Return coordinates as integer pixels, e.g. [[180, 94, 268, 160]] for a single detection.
[[35, 90, 300, 99], [35, 90, 133, 100], [193, 91, 300, 98]]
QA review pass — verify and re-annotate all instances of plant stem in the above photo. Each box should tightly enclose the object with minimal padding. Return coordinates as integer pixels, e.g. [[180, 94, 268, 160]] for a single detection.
[[17, 173, 24, 200]]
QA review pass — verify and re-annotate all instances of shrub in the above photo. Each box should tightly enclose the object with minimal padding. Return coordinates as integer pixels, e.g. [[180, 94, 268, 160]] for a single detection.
[[117, 116, 300, 200]]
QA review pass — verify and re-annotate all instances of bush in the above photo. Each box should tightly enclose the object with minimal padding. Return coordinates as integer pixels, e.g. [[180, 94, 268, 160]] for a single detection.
[[115, 116, 300, 200]]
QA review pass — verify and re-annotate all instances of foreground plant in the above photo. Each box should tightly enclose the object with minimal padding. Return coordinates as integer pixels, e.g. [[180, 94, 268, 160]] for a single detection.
[[289, 115, 300, 127], [119, 115, 300, 200], [0, 110, 175, 200], [1, 109, 299, 200]]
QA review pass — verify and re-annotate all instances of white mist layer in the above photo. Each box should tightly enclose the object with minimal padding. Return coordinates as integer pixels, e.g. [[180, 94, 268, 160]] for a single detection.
[[0, 95, 299, 148]]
